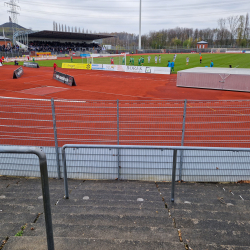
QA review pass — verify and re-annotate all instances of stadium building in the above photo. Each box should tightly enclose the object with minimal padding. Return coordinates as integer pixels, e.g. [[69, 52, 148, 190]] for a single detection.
[[14, 29, 114, 54], [197, 41, 208, 49], [0, 21, 114, 54], [0, 36, 11, 46]]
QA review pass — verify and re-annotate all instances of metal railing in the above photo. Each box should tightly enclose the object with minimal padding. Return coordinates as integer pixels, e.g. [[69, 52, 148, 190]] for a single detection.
[[1, 96, 250, 181], [0, 146, 54, 250], [62, 144, 250, 202]]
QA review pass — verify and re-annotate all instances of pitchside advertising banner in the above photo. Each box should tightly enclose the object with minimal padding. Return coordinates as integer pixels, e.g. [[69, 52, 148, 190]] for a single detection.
[[80, 54, 91, 57], [62, 63, 92, 70], [23, 62, 40, 68], [61, 62, 170, 75], [91, 64, 104, 70], [102, 64, 126, 72], [13, 66, 24, 79], [53, 70, 76, 86], [125, 66, 171, 75]]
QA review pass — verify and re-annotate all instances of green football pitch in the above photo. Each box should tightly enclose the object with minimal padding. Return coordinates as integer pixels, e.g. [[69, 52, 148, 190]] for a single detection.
[[5, 53, 250, 73]]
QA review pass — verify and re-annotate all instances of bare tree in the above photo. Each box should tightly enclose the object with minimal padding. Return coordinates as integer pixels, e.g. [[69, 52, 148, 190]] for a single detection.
[[246, 13, 250, 46], [217, 18, 227, 45], [227, 15, 239, 45], [193, 29, 199, 41], [244, 13, 249, 40], [237, 15, 245, 46]]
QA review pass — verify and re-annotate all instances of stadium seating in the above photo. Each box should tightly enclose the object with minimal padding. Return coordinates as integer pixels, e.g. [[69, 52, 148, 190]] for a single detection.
[[0, 41, 101, 53]]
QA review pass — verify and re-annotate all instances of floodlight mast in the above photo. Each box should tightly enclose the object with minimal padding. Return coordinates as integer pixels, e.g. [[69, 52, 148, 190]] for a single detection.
[[4, 0, 20, 44], [5, 0, 20, 24], [138, 0, 141, 50]]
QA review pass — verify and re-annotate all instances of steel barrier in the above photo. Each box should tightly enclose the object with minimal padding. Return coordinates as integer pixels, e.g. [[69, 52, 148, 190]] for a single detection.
[[62, 144, 250, 202], [0, 146, 54, 250], [1, 97, 250, 181]]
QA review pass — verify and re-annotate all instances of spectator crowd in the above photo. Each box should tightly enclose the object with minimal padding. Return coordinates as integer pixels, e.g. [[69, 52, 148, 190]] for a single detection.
[[0, 41, 101, 53]]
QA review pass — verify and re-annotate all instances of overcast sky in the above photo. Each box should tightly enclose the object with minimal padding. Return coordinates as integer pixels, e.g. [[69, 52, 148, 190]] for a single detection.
[[0, 0, 250, 35]]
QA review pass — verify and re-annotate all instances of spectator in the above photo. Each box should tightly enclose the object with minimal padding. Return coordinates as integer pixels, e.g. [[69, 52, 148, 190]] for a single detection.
[[53, 62, 58, 72]]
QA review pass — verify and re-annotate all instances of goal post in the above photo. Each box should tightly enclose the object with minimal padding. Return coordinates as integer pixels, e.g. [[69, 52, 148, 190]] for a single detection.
[[87, 54, 126, 65], [211, 48, 227, 53]]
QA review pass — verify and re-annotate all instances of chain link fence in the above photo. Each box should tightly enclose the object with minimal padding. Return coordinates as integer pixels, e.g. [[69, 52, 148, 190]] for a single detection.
[[0, 96, 250, 181]]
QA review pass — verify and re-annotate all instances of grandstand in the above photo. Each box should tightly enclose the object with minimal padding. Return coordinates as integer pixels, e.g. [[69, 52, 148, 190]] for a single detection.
[[16, 30, 114, 53], [0, 22, 114, 54]]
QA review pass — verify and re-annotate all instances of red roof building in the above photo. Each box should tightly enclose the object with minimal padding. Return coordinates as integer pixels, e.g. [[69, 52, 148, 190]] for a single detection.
[[197, 41, 208, 49]]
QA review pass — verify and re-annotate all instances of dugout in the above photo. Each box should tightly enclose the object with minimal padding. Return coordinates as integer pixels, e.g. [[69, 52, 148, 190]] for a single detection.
[[177, 67, 250, 92]]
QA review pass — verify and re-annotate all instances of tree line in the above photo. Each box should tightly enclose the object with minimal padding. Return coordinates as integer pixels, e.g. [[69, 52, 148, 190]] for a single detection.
[[102, 14, 250, 49]]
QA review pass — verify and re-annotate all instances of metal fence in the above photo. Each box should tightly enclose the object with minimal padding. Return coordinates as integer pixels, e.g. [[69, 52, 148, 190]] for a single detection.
[[0, 96, 250, 182], [61, 144, 250, 200]]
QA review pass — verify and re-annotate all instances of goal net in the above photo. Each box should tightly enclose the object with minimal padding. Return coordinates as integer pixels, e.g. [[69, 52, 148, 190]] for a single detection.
[[87, 54, 126, 65], [211, 48, 227, 53]]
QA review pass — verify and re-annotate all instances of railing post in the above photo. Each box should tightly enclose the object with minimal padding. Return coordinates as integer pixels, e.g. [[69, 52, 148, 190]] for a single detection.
[[0, 146, 54, 250], [51, 98, 61, 179], [179, 99, 187, 181], [117, 100, 120, 180], [39, 153, 55, 250], [62, 147, 69, 199], [171, 149, 178, 202]]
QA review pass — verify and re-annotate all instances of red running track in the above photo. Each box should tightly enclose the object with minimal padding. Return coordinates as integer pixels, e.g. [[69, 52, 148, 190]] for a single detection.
[[0, 65, 250, 148], [1, 65, 250, 100]]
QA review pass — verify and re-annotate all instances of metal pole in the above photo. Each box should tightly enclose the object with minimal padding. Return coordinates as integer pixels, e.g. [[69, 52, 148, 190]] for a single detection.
[[117, 99, 120, 180], [179, 99, 187, 181], [171, 149, 177, 202], [51, 98, 61, 179], [0, 146, 54, 250], [39, 154, 55, 250], [117, 99, 119, 145], [139, 0, 141, 50], [62, 147, 69, 199]]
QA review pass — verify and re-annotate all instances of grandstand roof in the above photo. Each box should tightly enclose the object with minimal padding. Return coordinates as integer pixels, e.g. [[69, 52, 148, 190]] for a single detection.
[[26, 30, 113, 41], [197, 41, 208, 44], [0, 36, 11, 41]]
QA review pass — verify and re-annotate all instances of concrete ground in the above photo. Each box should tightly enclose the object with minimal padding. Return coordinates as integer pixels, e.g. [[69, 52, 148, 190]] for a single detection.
[[0, 176, 249, 250]]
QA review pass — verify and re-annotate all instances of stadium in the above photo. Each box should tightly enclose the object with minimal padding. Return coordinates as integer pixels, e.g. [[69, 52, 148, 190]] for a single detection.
[[1, 1, 250, 249]]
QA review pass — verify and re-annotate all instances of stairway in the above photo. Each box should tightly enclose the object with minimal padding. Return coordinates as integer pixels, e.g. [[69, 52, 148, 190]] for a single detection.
[[157, 182, 250, 250], [0, 177, 183, 250]]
